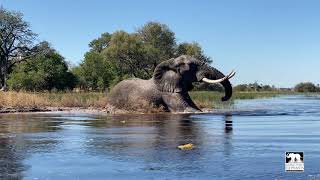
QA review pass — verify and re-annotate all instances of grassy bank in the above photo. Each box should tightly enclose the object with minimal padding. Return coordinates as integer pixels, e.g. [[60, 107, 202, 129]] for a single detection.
[[0, 91, 301, 111], [190, 91, 297, 109], [0, 91, 108, 109]]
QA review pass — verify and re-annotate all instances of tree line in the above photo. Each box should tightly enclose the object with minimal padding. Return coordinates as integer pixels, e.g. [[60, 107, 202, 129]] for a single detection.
[[1, 7, 319, 93], [233, 82, 320, 93], [1, 7, 211, 91]]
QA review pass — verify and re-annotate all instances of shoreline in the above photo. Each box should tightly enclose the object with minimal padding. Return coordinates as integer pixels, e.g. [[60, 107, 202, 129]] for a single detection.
[[0, 106, 225, 115], [0, 107, 111, 115], [0, 91, 310, 115]]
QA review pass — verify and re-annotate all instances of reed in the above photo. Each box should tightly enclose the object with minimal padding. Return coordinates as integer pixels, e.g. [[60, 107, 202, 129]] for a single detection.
[[0, 90, 299, 110], [0, 91, 106, 109], [189, 91, 297, 108]]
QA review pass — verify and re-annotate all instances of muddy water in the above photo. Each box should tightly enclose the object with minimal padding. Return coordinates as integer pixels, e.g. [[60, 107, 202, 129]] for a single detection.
[[0, 95, 320, 179]]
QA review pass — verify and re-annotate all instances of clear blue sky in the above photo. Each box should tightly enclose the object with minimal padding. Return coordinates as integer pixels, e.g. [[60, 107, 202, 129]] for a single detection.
[[1, 0, 320, 87]]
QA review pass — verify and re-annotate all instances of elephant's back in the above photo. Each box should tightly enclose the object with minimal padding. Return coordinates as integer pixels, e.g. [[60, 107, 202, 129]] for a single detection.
[[108, 78, 158, 108], [110, 78, 148, 94]]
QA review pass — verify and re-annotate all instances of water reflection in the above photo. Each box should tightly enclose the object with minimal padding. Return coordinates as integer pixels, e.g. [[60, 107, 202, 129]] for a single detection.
[[0, 95, 320, 179], [85, 114, 203, 159], [224, 115, 233, 133], [0, 114, 63, 179], [84, 114, 237, 176], [0, 113, 235, 179], [223, 115, 233, 158], [0, 136, 26, 179]]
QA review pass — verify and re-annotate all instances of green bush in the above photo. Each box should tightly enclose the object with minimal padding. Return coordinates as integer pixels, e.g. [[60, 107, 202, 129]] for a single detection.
[[8, 47, 76, 91], [294, 82, 319, 92], [71, 51, 115, 91]]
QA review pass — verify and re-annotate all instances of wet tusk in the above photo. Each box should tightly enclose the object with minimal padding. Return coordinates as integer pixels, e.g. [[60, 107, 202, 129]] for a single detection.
[[202, 70, 236, 84], [202, 77, 228, 84], [227, 70, 236, 79]]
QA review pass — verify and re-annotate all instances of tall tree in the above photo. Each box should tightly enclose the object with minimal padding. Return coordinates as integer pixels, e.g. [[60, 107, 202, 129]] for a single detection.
[[176, 42, 212, 64], [0, 7, 41, 90], [72, 51, 115, 90], [137, 22, 176, 73], [103, 31, 149, 78], [89, 32, 112, 53], [78, 21, 213, 89], [294, 82, 319, 92]]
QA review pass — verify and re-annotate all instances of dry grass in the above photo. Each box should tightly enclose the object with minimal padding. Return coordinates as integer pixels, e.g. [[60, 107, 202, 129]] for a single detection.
[[0, 90, 298, 111], [0, 91, 50, 108], [0, 91, 108, 109]]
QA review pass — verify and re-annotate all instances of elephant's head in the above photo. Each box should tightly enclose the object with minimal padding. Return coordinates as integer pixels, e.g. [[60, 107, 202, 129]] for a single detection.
[[153, 55, 235, 101]]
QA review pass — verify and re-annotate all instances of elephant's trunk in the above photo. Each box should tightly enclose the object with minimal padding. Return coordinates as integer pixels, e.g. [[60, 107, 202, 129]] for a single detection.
[[219, 75, 233, 101], [197, 65, 233, 101]]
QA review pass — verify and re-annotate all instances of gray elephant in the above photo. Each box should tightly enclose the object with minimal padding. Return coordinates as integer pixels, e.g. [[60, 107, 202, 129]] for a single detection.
[[108, 55, 235, 112]]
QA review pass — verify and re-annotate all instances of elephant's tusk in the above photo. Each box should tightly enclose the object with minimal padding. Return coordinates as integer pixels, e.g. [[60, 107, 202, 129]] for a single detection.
[[202, 70, 236, 84], [202, 77, 228, 84], [227, 70, 236, 79]]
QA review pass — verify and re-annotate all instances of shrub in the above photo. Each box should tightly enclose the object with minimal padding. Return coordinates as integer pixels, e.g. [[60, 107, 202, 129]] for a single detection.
[[294, 82, 319, 92], [8, 45, 76, 91]]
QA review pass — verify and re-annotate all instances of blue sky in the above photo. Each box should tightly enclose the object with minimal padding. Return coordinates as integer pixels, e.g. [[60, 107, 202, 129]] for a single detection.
[[1, 0, 320, 87]]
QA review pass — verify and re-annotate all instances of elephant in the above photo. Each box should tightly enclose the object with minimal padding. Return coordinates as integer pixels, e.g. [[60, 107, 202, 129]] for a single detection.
[[286, 153, 303, 163], [108, 55, 235, 112]]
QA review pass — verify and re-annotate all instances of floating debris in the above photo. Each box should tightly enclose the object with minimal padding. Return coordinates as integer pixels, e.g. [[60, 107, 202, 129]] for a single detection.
[[178, 143, 195, 150]]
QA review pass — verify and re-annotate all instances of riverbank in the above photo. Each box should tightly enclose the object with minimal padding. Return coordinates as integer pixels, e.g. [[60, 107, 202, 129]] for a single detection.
[[0, 91, 303, 114], [190, 91, 297, 109]]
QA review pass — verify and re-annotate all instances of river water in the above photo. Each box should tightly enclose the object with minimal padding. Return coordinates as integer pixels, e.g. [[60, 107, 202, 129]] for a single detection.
[[0, 95, 320, 179]]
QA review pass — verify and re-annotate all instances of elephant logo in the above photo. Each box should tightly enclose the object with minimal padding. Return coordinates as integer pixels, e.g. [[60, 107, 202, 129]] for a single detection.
[[285, 152, 304, 172], [286, 152, 303, 163]]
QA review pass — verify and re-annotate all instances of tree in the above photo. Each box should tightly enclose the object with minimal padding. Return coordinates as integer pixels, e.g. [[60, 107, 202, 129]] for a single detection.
[[234, 84, 249, 91], [7, 42, 76, 91], [73, 51, 115, 90], [193, 83, 224, 91], [0, 7, 42, 90], [78, 21, 213, 88], [234, 83, 278, 92], [176, 42, 212, 64], [103, 31, 149, 78], [89, 32, 112, 53], [138, 22, 176, 73], [294, 82, 318, 92], [261, 85, 273, 91], [103, 22, 177, 79]]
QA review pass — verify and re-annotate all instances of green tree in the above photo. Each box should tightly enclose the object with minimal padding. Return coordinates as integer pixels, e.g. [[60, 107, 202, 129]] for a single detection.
[[193, 83, 224, 92], [103, 31, 149, 78], [7, 42, 76, 91], [89, 32, 112, 53], [261, 85, 273, 91], [234, 83, 278, 92], [176, 42, 212, 64], [294, 82, 318, 92], [0, 7, 44, 90], [77, 21, 213, 89], [73, 51, 115, 90], [138, 21, 176, 73], [234, 84, 249, 91]]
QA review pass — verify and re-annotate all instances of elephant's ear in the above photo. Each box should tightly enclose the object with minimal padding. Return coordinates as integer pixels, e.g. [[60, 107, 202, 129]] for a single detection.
[[153, 58, 183, 93]]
